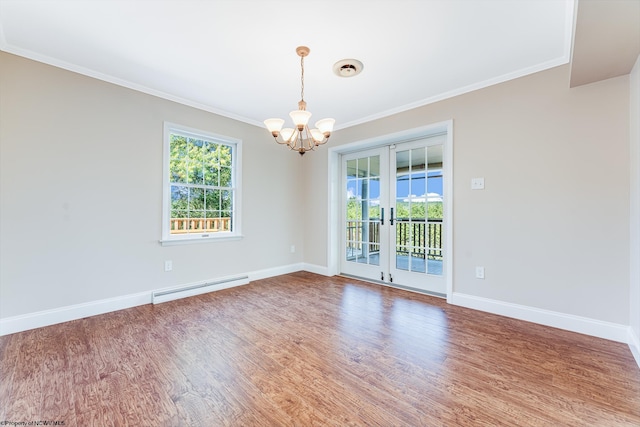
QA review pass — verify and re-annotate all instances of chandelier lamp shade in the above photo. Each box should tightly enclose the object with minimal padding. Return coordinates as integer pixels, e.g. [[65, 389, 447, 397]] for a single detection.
[[264, 46, 335, 155]]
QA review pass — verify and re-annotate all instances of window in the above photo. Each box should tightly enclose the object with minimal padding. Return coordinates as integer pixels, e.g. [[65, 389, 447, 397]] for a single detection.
[[161, 122, 241, 244]]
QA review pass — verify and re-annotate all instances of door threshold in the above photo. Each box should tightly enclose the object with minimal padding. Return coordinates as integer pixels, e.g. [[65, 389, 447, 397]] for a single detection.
[[338, 273, 446, 299]]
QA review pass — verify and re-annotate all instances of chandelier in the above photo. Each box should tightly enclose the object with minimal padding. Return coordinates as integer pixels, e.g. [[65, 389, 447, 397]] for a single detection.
[[264, 46, 335, 155]]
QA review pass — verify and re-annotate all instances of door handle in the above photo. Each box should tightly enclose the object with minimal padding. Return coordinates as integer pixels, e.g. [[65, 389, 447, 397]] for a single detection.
[[381, 208, 384, 225], [390, 207, 395, 225]]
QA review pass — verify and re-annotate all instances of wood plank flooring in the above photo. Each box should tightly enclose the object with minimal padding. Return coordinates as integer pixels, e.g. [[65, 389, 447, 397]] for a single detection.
[[1, 272, 639, 426]]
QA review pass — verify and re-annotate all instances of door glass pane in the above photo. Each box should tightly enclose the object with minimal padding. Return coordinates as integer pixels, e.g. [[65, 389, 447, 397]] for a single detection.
[[345, 155, 381, 266], [396, 245, 409, 271], [427, 221, 443, 275], [411, 252, 427, 273], [395, 146, 441, 274], [426, 144, 443, 276], [396, 149, 416, 272], [370, 155, 380, 177], [368, 200, 380, 221], [347, 159, 357, 179]]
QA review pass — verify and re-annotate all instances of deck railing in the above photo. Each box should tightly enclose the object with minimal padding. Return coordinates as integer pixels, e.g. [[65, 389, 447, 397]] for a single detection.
[[346, 219, 442, 260], [170, 217, 231, 234], [395, 219, 442, 260]]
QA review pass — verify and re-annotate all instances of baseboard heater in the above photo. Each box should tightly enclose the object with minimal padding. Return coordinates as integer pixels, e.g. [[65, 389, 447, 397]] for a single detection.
[[152, 275, 250, 304]]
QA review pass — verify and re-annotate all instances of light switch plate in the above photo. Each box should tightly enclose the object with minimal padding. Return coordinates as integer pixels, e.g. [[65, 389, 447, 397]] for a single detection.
[[471, 177, 485, 190]]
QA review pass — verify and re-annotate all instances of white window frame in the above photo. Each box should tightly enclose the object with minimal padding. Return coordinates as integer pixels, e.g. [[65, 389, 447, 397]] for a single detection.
[[160, 122, 242, 246]]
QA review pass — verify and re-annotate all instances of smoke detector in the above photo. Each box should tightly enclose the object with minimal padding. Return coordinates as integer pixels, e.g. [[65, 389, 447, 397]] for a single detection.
[[333, 59, 364, 77]]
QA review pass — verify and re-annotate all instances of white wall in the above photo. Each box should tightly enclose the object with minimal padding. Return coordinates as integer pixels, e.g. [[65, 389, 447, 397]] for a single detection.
[[0, 52, 304, 321], [306, 64, 631, 327], [630, 54, 640, 361]]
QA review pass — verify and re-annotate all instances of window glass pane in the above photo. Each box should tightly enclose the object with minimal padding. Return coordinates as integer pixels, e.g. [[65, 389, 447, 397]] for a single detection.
[[187, 138, 205, 184], [220, 212, 232, 231], [219, 166, 232, 187], [205, 189, 220, 211], [202, 142, 217, 186], [171, 185, 189, 211], [219, 145, 232, 167], [221, 190, 233, 211], [170, 159, 187, 184], [170, 135, 188, 183], [204, 162, 219, 187], [170, 211, 188, 234], [189, 187, 205, 211]]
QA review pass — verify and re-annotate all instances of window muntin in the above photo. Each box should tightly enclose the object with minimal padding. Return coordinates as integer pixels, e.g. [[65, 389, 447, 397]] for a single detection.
[[162, 123, 241, 243]]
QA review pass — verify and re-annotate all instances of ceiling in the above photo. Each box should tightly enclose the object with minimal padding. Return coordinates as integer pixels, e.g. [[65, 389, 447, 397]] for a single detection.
[[0, 0, 626, 131]]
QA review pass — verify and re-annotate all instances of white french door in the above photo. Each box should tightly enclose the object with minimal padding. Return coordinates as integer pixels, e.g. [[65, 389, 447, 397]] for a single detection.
[[340, 137, 447, 295]]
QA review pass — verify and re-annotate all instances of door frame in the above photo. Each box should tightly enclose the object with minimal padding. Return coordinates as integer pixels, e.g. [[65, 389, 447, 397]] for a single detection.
[[327, 120, 454, 300]]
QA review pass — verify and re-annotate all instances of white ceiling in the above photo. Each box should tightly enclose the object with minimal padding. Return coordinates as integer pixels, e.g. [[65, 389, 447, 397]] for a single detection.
[[0, 0, 575, 130]]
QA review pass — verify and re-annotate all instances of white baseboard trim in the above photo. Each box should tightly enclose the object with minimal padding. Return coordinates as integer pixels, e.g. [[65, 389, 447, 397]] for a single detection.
[[629, 327, 640, 368], [0, 263, 310, 337], [0, 291, 150, 337], [248, 263, 304, 281], [302, 263, 331, 276], [449, 292, 630, 343]]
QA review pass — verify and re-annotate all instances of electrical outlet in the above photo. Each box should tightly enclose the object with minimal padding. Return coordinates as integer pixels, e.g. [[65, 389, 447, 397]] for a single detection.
[[290, 245, 296, 253], [475, 266, 485, 279], [164, 260, 173, 272]]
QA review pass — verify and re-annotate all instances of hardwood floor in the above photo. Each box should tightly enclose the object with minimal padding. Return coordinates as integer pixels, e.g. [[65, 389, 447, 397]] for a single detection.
[[1, 272, 639, 426]]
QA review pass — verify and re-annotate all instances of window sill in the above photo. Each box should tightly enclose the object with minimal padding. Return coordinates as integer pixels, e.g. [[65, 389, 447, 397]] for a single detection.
[[159, 235, 244, 246]]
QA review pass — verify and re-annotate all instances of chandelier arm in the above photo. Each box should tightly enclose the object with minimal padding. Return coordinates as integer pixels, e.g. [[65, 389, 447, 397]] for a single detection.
[[272, 136, 292, 146], [305, 124, 328, 146], [289, 131, 300, 151], [302, 126, 321, 152]]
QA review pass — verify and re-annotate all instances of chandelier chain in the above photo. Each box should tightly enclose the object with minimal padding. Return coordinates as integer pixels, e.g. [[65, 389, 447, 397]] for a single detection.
[[300, 55, 305, 102]]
